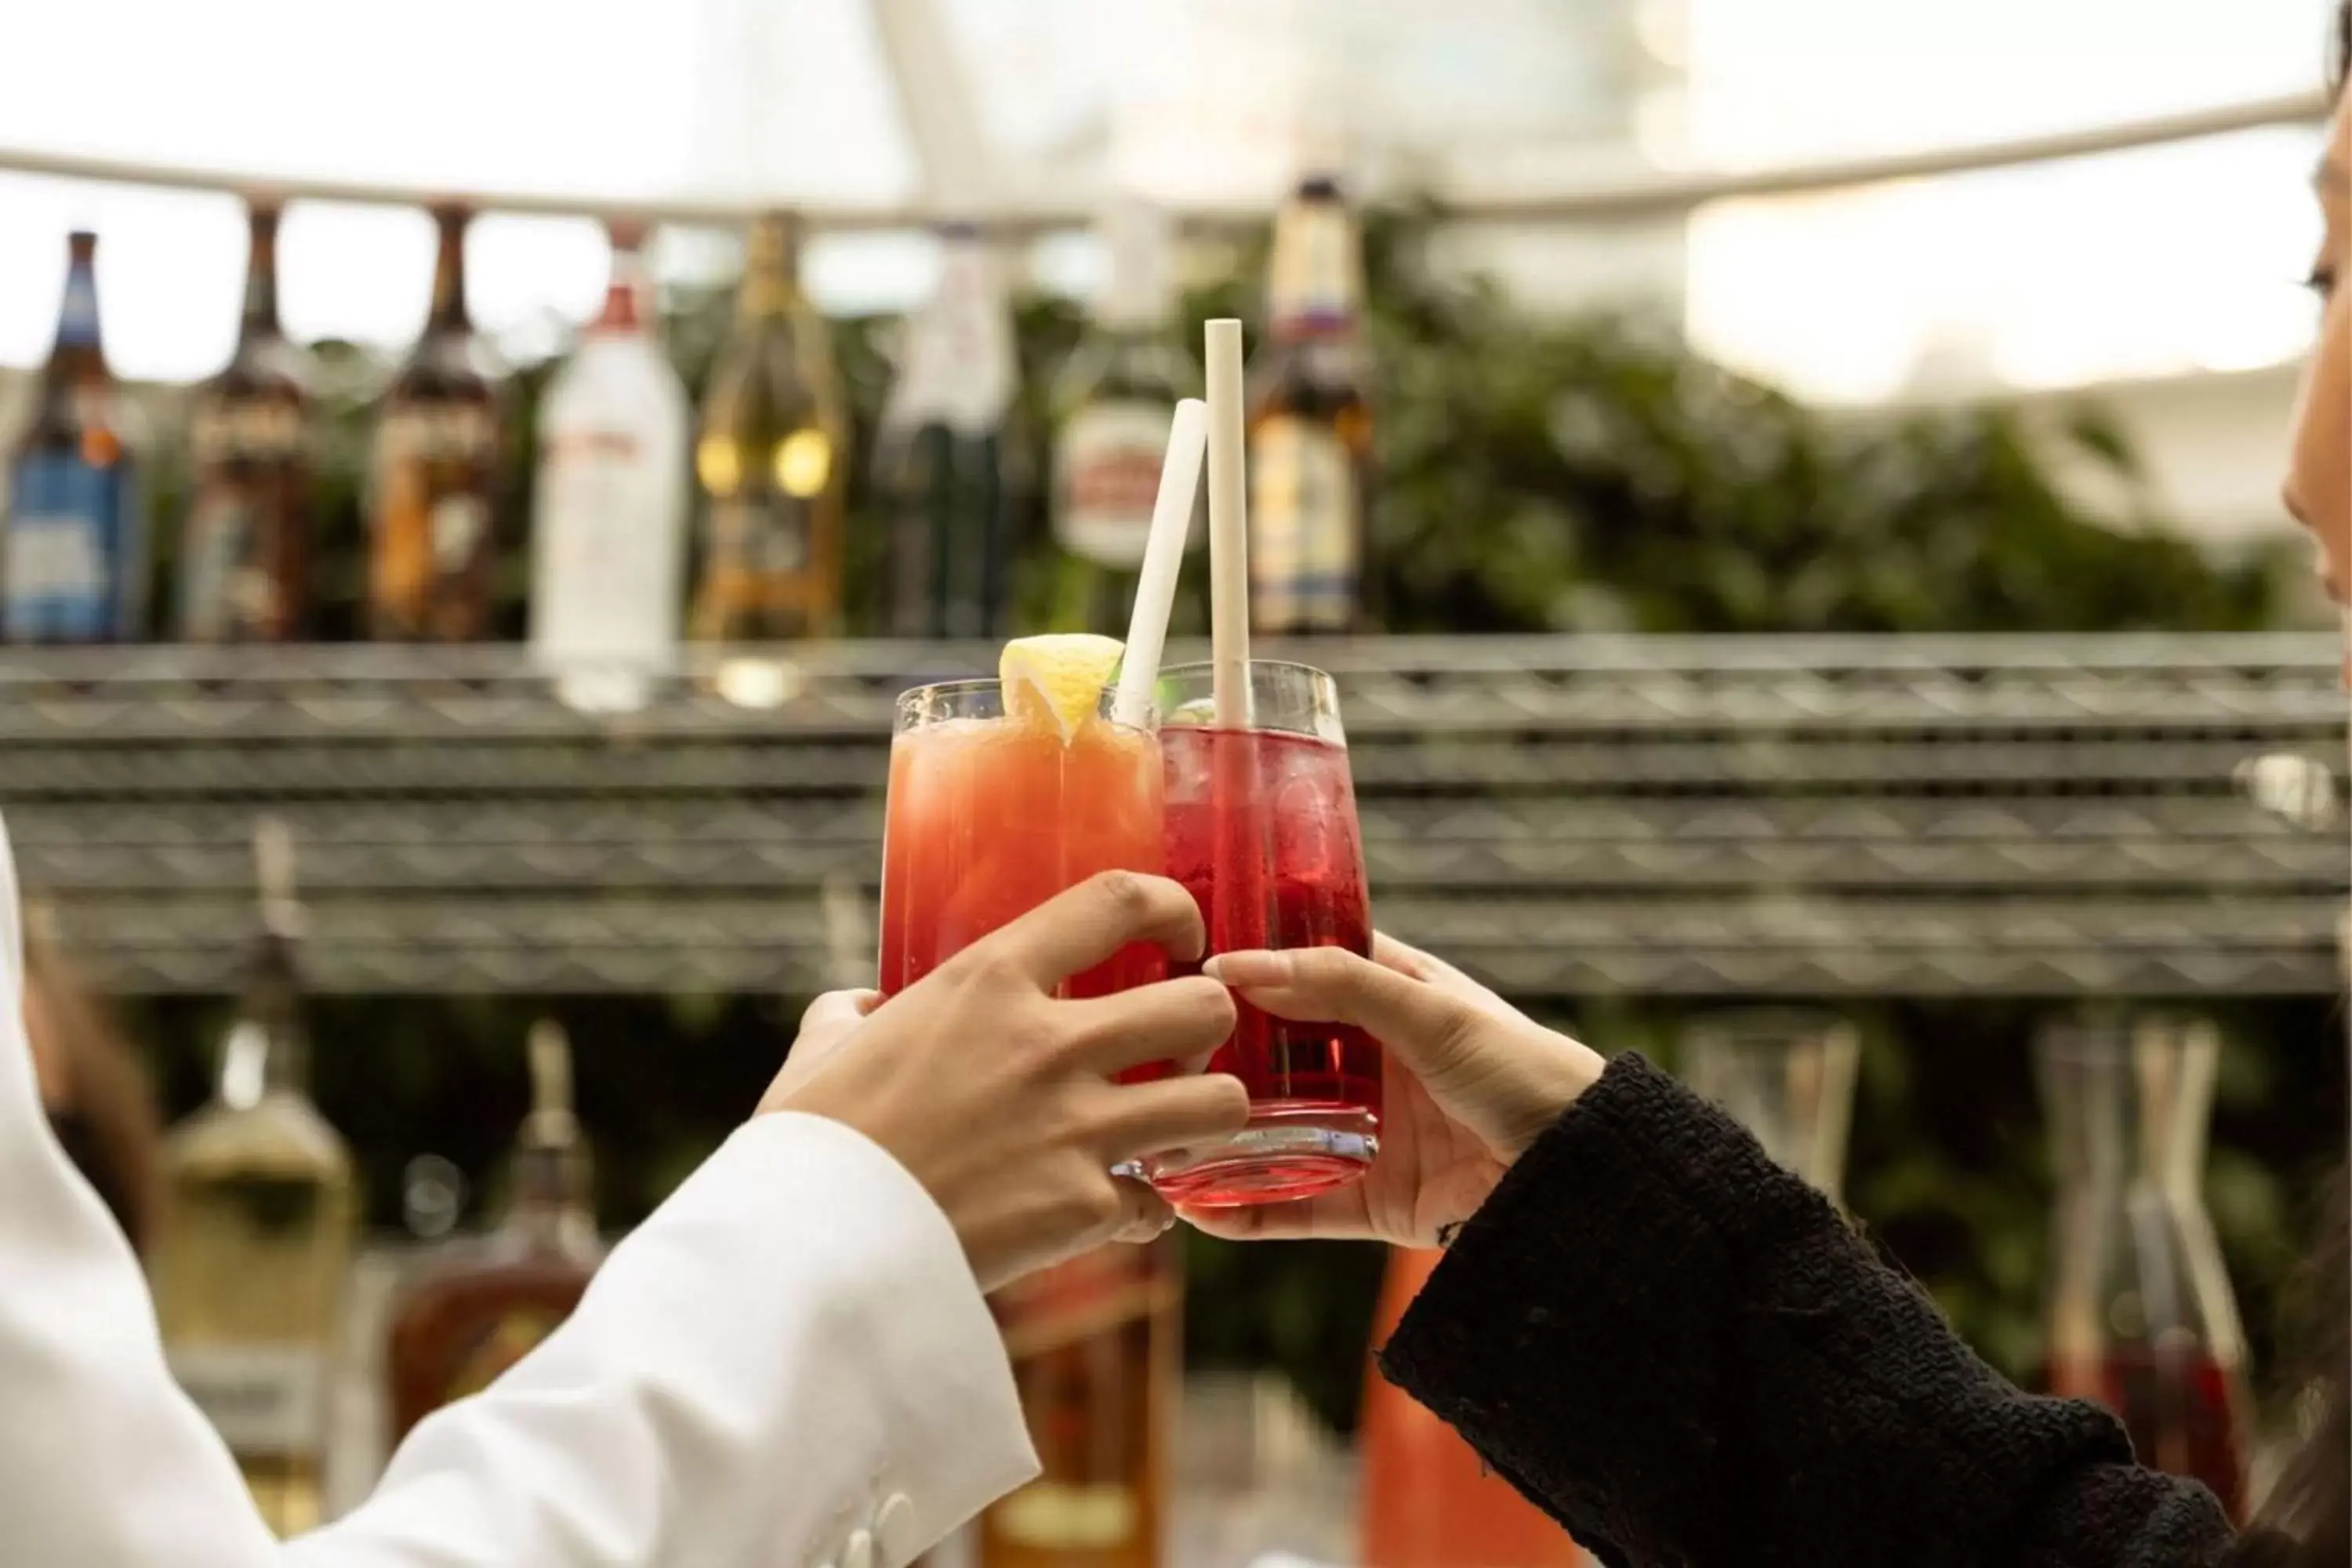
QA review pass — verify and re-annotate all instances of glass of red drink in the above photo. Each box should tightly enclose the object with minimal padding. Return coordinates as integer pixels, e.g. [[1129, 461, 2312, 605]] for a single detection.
[[1142, 659, 1381, 1206], [877, 677, 1166, 1000]]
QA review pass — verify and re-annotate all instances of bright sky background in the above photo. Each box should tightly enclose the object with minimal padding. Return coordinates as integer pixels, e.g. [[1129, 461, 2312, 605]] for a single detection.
[[0, 0, 2334, 398]]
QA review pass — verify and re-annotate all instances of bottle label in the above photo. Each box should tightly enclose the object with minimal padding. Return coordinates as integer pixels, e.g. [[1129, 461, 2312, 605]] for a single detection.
[[369, 402, 499, 637], [532, 428, 681, 666], [191, 401, 307, 466], [180, 488, 270, 641], [377, 404, 496, 466], [168, 1344, 328, 1457], [1248, 416, 1358, 632], [1269, 202, 1362, 332], [1055, 398, 1178, 568], [442, 1307, 570, 1406], [883, 241, 1016, 436], [991, 1483, 1139, 1551], [5, 452, 134, 641], [706, 497, 809, 577]]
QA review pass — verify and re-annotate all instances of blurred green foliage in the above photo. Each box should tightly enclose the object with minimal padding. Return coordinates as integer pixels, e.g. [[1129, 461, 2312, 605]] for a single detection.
[[118, 209, 2335, 1439]]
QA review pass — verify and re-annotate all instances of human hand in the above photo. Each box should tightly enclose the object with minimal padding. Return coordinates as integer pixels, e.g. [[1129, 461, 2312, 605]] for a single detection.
[[764, 870, 1252, 1292], [1183, 934, 1603, 1249]]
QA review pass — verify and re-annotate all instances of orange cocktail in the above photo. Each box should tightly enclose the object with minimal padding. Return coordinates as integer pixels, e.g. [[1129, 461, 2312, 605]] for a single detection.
[[878, 642, 1165, 998]]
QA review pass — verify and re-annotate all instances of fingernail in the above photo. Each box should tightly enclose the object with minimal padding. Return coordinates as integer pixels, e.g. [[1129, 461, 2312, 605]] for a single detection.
[[1203, 950, 1290, 986]]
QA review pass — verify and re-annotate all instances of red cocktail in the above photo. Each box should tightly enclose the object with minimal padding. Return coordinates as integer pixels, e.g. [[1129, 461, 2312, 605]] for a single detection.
[[878, 663, 1165, 1001], [1144, 660, 1381, 1206]]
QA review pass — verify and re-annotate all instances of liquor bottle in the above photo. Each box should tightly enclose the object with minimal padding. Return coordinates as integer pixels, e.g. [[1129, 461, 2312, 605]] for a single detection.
[[1048, 200, 1202, 636], [690, 212, 845, 641], [385, 1019, 603, 1445], [151, 819, 357, 1537], [3, 230, 144, 643], [873, 222, 1027, 639], [368, 205, 503, 641], [182, 200, 314, 642], [529, 224, 689, 710], [1246, 175, 1372, 636], [978, 1240, 1178, 1568]]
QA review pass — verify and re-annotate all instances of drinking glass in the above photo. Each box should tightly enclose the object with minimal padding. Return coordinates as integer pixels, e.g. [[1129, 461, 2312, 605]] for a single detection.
[[877, 680, 1163, 1000], [2037, 1011, 2252, 1520], [1680, 1009, 1860, 1202], [1142, 659, 1381, 1206]]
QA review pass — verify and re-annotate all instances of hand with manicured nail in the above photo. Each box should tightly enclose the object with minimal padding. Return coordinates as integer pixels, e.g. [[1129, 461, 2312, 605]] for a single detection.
[[1188, 935, 1605, 1249], [763, 869, 1252, 1292]]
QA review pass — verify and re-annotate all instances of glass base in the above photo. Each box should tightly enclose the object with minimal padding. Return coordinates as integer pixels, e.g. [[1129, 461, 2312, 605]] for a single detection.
[[1142, 1102, 1378, 1208]]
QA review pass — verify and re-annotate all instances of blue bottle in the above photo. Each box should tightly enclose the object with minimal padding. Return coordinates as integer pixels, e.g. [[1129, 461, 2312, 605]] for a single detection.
[[5, 230, 143, 643]]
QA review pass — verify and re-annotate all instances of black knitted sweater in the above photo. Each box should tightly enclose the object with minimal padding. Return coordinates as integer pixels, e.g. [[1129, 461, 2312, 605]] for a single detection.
[[1378, 1053, 2269, 1568]]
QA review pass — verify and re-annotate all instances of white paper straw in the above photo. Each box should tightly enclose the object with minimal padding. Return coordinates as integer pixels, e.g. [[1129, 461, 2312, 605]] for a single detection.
[[1112, 398, 1209, 728], [1204, 318, 1251, 729]]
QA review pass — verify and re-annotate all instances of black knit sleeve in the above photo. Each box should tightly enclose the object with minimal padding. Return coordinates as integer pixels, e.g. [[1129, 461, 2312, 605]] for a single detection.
[[1377, 1053, 2240, 1568]]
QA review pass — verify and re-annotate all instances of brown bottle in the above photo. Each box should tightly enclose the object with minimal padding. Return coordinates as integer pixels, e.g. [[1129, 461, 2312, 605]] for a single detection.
[[690, 213, 845, 641], [1246, 174, 1373, 636], [977, 1240, 1178, 1568], [368, 205, 503, 641], [183, 201, 314, 642], [384, 1020, 601, 1443]]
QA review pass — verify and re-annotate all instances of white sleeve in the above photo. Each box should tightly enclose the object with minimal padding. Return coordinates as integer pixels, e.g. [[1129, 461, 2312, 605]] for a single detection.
[[290, 1112, 1040, 1568], [0, 815, 284, 1568], [0, 812, 1040, 1568]]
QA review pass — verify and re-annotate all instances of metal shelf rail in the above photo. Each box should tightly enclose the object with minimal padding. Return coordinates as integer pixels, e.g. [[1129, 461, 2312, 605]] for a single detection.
[[3, 634, 2343, 998]]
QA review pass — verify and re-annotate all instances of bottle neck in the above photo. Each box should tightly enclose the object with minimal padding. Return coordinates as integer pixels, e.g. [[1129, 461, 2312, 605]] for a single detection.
[[1265, 194, 1362, 339], [50, 238, 103, 362], [502, 1143, 597, 1251], [738, 220, 801, 321], [504, 1022, 595, 1250], [426, 215, 471, 335], [238, 210, 284, 348], [217, 935, 310, 1107], [1095, 202, 1174, 333]]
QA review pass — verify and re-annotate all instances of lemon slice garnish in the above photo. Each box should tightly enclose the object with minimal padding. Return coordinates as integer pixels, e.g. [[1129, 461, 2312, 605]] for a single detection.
[[1000, 633, 1125, 742]]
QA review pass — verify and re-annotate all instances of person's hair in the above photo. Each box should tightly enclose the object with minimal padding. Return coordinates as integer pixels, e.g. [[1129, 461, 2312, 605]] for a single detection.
[[24, 933, 162, 1254]]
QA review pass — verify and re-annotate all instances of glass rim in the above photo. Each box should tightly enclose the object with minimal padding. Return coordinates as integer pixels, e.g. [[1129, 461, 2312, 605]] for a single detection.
[[2034, 1011, 2221, 1062], [1680, 1007, 1860, 1047], [891, 677, 1155, 733], [1156, 658, 1338, 685]]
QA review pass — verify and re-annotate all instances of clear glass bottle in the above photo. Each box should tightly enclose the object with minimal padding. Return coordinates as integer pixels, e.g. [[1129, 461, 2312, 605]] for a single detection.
[[1680, 1008, 1861, 1201], [2036, 1011, 2253, 1520], [151, 819, 357, 1536], [1247, 174, 1372, 636], [530, 223, 689, 711], [182, 200, 314, 642], [1048, 198, 1200, 637], [368, 205, 504, 641], [873, 222, 1027, 640], [691, 212, 845, 641], [384, 1020, 602, 1446], [5, 230, 144, 643]]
